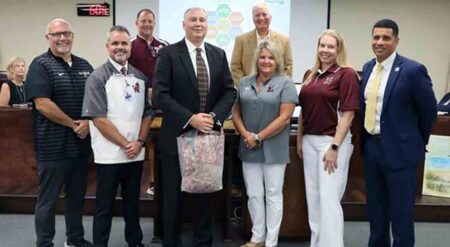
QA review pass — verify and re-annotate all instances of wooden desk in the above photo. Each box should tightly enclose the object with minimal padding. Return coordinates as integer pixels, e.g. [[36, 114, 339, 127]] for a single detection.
[[0, 108, 155, 215], [1, 109, 450, 242]]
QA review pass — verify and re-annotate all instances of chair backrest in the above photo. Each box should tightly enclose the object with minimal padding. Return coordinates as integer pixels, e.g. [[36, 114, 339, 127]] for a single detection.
[[0, 70, 8, 84]]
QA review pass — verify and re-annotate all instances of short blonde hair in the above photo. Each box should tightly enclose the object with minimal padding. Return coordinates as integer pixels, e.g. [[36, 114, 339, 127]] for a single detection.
[[6, 57, 26, 80], [251, 40, 284, 76]]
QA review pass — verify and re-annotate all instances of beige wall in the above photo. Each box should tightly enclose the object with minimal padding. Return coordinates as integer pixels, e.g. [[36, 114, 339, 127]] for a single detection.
[[0, 0, 112, 70], [1, 0, 449, 99], [330, 0, 450, 99]]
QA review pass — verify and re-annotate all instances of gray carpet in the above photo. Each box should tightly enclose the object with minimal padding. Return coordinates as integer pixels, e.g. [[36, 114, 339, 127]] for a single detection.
[[0, 214, 449, 246]]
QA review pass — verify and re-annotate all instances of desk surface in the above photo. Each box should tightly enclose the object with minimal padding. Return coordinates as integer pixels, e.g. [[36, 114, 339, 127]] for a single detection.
[[2, 109, 450, 224]]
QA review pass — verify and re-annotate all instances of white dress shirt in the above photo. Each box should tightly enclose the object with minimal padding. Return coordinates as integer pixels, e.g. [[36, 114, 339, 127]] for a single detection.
[[256, 29, 271, 46], [184, 38, 210, 88], [108, 57, 128, 74]]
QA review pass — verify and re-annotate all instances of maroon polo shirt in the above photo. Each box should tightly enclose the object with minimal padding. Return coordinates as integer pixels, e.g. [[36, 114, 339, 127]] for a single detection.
[[129, 35, 168, 88], [299, 64, 359, 136]]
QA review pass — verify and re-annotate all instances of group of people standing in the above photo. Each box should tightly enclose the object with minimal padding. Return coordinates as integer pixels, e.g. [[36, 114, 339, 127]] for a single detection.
[[25, 9, 163, 247], [231, 3, 437, 247], [12, 2, 436, 247]]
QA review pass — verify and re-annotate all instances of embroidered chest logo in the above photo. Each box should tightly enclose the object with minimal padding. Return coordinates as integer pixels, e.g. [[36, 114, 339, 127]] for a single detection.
[[132, 82, 140, 93], [267, 86, 275, 92], [154, 44, 164, 53], [78, 71, 90, 77], [323, 76, 334, 85], [150, 44, 164, 57]]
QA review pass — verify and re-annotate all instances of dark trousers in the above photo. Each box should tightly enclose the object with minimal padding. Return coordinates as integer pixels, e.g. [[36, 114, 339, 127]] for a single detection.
[[161, 154, 213, 247], [363, 137, 416, 247], [93, 161, 143, 247], [35, 157, 89, 247]]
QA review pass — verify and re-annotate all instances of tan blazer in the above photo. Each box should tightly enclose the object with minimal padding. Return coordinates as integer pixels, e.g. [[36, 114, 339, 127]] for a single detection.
[[230, 29, 293, 86]]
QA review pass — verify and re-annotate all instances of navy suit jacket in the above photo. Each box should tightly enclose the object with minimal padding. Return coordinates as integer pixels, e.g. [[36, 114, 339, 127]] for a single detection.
[[153, 39, 236, 156], [359, 53, 437, 168]]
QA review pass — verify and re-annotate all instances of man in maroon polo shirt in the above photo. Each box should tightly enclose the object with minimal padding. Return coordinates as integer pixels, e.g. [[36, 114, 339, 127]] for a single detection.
[[129, 8, 168, 196], [129, 8, 168, 97]]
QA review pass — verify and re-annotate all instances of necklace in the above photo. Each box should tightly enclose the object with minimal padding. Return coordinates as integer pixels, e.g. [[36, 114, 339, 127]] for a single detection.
[[256, 76, 271, 92], [13, 82, 26, 103]]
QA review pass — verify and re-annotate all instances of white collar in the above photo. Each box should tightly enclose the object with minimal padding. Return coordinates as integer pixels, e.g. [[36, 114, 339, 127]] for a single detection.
[[377, 52, 397, 71], [185, 38, 205, 53], [108, 57, 128, 73], [256, 29, 271, 42], [137, 34, 153, 44]]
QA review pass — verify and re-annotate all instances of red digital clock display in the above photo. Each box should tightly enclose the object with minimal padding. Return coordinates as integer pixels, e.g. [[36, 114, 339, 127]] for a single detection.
[[77, 3, 110, 17]]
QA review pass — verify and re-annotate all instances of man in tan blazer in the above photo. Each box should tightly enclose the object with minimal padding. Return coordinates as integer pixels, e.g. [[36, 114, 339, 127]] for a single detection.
[[231, 2, 293, 86]]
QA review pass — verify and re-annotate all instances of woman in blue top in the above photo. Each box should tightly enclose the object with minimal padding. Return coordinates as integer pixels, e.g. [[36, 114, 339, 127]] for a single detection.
[[232, 40, 298, 247]]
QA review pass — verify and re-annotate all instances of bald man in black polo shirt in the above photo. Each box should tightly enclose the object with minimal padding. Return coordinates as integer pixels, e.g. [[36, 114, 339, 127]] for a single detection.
[[26, 18, 93, 247]]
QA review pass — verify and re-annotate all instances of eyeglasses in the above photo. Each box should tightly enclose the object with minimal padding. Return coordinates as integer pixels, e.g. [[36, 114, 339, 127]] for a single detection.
[[47, 31, 73, 38]]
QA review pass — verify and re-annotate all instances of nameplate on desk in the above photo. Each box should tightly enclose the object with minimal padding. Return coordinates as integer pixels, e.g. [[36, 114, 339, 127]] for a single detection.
[[12, 103, 30, 109]]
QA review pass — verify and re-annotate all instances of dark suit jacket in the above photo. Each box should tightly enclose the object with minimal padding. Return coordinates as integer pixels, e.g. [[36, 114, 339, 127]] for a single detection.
[[153, 39, 236, 155], [359, 53, 437, 168]]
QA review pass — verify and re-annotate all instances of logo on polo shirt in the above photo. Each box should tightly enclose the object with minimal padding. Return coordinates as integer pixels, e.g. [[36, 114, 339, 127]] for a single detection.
[[323, 76, 334, 85], [58, 73, 65, 76], [79, 71, 91, 77], [132, 82, 140, 93]]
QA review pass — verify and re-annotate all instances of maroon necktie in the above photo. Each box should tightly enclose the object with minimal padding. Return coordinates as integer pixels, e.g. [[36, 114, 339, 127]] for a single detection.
[[120, 66, 127, 75], [195, 48, 208, 113]]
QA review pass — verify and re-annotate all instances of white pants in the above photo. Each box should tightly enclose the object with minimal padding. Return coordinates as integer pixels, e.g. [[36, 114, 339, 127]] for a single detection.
[[302, 134, 353, 247], [242, 162, 287, 247]]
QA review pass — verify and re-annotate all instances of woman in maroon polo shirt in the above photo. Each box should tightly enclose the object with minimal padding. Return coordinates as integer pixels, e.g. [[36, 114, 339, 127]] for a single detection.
[[296, 29, 359, 247]]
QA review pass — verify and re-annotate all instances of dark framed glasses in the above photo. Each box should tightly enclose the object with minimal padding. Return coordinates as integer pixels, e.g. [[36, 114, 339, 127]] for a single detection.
[[47, 31, 73, 38]]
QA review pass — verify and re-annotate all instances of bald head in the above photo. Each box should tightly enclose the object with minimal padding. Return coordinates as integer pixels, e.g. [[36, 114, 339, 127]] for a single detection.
[[45, 18, 74, 61], [183, 7, 207, 20], [47, 18, 72, 34]]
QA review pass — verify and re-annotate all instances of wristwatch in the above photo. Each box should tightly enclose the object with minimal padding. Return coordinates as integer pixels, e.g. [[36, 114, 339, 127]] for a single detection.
[[137, 138, 146, 147], [331, 143, 339, 151], [209, 112, 222, 126], [254, 134, 262, 146]]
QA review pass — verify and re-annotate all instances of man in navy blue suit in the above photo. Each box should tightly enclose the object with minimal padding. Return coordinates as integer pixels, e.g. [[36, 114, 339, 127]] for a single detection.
[[360, 19, 437, 247]]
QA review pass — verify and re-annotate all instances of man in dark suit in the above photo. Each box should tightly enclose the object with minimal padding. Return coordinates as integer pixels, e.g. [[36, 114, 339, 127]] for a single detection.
[[153, 7, 236, 247], [360, 19, 437, 247]]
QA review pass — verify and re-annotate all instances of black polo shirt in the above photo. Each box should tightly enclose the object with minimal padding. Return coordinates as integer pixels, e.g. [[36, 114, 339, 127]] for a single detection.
[[26, 49, 93, 161]]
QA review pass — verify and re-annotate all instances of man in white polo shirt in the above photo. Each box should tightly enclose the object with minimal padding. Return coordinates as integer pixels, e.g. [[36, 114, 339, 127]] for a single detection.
[[82, 25, 153, 247]]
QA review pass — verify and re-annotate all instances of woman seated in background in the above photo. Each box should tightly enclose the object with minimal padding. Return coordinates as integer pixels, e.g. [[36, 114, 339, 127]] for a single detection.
[[232, 40, 298, 247], [0, 57, 28, 107], [297, 29, 359, 247]]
